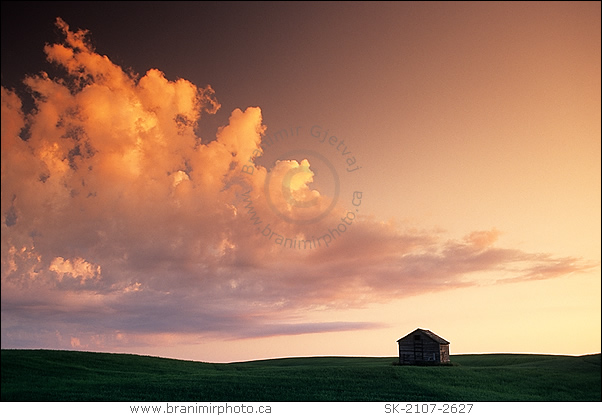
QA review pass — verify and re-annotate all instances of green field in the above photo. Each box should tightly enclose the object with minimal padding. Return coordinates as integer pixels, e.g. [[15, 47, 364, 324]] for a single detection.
[[1, 350, 600, 401]]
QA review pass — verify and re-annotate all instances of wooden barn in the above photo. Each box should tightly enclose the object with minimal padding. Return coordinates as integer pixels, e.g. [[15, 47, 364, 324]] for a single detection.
[[397, 328, 450, 365]]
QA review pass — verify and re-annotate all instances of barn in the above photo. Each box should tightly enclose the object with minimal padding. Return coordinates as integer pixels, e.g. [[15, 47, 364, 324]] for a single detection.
[[397, 328, 450, 365]]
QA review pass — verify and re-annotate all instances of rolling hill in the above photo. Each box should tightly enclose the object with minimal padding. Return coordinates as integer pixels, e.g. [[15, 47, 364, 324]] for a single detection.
[[1, 350, 600, 401]]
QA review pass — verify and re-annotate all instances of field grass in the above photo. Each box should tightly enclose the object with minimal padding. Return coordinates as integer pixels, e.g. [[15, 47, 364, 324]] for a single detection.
[[1, 350, 600, 401]]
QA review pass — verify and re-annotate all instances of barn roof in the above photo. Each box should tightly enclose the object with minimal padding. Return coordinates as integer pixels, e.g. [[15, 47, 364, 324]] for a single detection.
[[397, 328, 450, 345]]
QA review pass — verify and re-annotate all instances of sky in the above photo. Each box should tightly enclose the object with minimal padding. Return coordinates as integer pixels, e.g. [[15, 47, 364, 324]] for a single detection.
[[1, 2, 600, 363]]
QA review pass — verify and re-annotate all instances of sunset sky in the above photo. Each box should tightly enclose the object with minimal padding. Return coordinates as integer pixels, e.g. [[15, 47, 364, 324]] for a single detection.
[[1, 2, 600, 363]]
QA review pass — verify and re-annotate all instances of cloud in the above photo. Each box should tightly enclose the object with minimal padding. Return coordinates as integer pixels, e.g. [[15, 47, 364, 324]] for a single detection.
[[1, 19, 595, 352]]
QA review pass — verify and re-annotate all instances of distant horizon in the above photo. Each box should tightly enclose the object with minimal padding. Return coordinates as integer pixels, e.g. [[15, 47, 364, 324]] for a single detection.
[[3, 347, 600, 365]]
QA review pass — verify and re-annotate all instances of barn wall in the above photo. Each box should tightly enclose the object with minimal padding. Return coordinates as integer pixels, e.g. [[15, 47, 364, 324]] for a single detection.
[[398, 332, 444, 364]]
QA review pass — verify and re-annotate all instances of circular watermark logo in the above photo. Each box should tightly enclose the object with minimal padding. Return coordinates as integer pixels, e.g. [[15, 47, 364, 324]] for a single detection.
[[264, 149, 340, 225], [238, 124, 364, 249]]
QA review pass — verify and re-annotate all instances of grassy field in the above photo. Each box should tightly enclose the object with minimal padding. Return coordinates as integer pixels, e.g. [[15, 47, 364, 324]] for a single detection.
[[1, 350, 600, 401]]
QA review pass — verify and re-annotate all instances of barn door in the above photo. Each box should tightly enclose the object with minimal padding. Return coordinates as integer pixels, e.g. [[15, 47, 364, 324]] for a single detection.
[[413, 335, 423, 361]]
